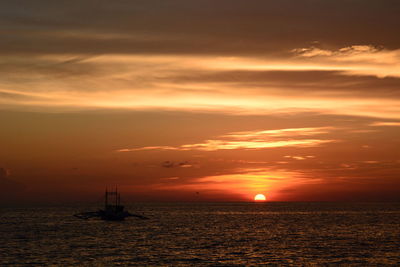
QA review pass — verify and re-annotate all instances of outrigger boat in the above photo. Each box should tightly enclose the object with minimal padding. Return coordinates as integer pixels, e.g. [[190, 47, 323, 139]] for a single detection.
[[74, 188, 149, 221]]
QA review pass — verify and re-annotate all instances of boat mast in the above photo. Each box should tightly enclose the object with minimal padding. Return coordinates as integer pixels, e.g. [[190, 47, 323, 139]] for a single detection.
[[105, 188, 108, 208], [115, 186, 118, 208]]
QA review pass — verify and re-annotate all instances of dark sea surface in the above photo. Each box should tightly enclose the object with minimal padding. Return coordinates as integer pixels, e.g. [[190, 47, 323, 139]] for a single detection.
[[1, 202, 399, 266]]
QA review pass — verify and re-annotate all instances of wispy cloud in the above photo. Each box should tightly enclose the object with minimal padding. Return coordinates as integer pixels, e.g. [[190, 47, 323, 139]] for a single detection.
[[223, 127, 331, 139], [161, 161, 197, 168], [369, 121, 400, 127], [1, 49, 399, 119], [284, 155, 315, 160], [0, 1, 399, 121], [153, 168, 308, 200], [117, 127, 335, 152], [292, 45, 400, 78]]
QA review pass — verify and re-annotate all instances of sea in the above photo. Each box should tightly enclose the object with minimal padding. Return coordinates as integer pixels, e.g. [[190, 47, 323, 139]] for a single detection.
[[1, 202, 399, 266]]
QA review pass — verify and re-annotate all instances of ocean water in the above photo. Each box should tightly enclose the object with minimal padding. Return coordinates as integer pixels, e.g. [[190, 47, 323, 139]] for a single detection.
[[1, 202, 399, 266]]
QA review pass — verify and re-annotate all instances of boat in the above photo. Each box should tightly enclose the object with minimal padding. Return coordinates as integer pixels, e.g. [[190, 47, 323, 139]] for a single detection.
[[74, 188, 149, 221]]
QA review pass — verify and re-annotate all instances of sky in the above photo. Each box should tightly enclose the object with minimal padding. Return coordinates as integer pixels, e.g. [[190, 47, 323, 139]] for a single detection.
[[1, 0, 400, 203]]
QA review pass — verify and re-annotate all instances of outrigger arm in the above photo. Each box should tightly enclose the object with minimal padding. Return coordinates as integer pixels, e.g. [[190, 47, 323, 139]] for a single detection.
[[73, 211, 101, 220]]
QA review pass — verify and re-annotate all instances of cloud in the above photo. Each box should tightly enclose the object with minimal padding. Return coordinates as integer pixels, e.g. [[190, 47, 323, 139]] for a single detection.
[[153, 168, 307, 200], [284, 155, 315, 160], [293, 45, 379, 58], [161, 161, 175, 168], [178, 161, 195, 168], [160, 161, 196, 168], [1, 50, 399, 119], [118, 127, 335, 152], [0, 1, 399, 121], [362, 161, 380, 164], [370, 121, 400, 127], [223, 127, 331, 139], [1, 1, 400, 57], [167, 70, 400, 98], [161, 177, 180, 180], [118, 146, 179, 152], [0, 1, 399, 203], [150, 155, 400, 201], [292, 45, 400, 78], [179, 139, 332, 151]]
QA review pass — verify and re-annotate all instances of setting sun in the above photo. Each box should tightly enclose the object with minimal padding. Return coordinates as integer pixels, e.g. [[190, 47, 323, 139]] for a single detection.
[[1, 1, 399, 265], [254, 194, 266, 201]]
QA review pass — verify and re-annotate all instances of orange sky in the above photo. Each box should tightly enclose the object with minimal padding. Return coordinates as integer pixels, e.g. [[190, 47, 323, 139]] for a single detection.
[[1, 1, 400, 203]]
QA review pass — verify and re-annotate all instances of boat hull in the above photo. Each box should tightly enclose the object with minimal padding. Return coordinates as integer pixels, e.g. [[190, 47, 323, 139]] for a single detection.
[[98, 209, 130, 221]]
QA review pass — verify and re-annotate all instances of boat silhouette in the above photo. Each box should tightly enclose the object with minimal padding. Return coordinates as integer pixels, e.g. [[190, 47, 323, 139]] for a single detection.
[[74, 188, 149, 221]]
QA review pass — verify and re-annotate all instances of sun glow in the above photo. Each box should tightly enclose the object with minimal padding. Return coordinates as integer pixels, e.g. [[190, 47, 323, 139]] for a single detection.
[[152, 168, 304, 201], [254, 194, 266, 201]]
